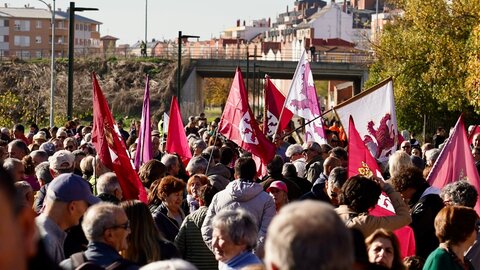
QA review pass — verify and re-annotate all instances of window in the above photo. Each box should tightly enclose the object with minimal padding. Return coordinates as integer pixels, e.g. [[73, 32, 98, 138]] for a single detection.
[[36, 20, 42, 28], [57, 36, 64, 44], [14, 20, 20, 30], [14, 36, 30, 47], [36, 36, 41, 44], [13, 20, 30, 31], [58, 21, 64, 29], [76, 23, 79, 30], [36, 51, 42, 58]]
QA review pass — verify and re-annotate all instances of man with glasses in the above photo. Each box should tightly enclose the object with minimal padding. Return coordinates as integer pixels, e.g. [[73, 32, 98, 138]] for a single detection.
[[36, 173, 100, 264], [400, 141, 412, 155], [59, 202, 138, 269]]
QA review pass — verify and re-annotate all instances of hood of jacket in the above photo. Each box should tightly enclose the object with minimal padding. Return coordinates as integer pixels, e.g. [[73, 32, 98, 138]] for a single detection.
[[226, 179, 264, 202]]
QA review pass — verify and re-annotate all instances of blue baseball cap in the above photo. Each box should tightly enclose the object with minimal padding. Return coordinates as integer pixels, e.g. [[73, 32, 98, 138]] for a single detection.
[[48, 173, 101, 205]]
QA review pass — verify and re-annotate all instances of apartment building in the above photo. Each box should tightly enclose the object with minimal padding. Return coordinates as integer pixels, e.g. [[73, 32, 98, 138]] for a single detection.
[[0, 6, 101, 59]]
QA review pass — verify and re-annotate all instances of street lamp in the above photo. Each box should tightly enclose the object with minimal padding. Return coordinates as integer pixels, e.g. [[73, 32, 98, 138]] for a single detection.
[[145, 0, 148, 45], [67, 2, 98, 120], [177, 31, 199, 104], [38, 0, 55, 127]]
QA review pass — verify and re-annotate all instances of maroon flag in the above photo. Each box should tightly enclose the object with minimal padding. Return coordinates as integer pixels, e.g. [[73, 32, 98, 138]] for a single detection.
[[427, 115, 480, 214], [348, 116, 416, 257], [134, 76, 153, 170], [264, 76, 293, 136], [91, 73, 147, 203], [219, 67, 276, 168], [166, 96, 192, 164]]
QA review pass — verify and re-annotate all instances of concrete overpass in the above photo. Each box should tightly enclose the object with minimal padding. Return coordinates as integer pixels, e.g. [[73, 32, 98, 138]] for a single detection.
[[179, 58, 369, 119]]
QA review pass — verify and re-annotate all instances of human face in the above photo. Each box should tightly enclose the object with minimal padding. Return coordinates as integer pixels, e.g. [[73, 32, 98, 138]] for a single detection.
[[190, 178, 202, 197], [326, 183, 341, 206], [163, 190, 183, 213], [151, 136, 160, 152], [8, 145, 26, 160], [12, 163, 25, 182], [303, 149, 317, 162], [368, 237, 394, 269], [269, 188, 288, 210], [69, 200, 89, 228], [64, 142, 76, 152], [212, 227, 247, 263], [104, 211, 130, 252], [401, 142, 411, 155], [411, 148, 421, 158], [473, 134, 480, 148], [472, 148, 480, 162], [290, 152, 303, 162]]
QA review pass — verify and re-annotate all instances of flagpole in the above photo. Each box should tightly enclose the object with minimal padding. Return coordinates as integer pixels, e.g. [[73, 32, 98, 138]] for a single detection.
[[280, 113, 325, 141], [205, 126, 219, 174], [273, 49, 307, 141], [263, 75, 268, 135]]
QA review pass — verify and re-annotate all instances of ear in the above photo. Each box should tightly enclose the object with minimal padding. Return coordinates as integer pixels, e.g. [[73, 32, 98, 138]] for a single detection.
[[16, 207, 38, 258]]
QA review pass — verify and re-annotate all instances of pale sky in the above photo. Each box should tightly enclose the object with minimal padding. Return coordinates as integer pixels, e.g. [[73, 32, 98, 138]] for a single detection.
[[9, 0, 294, 44]]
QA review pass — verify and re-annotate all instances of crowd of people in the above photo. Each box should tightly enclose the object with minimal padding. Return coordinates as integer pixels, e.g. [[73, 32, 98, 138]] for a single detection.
[[0, 116, 479, 270]]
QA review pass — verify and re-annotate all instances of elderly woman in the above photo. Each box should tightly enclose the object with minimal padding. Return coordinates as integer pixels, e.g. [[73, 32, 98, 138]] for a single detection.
[[185, 174, 209, 214], [365, 229, 404, 270], [423, 206, 478, 270], [212, 208, 261, 270], [152, 176, 186, 242]]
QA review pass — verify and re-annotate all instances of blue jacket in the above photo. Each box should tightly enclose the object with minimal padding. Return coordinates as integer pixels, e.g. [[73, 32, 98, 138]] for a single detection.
[[219, 251, 261, 270]]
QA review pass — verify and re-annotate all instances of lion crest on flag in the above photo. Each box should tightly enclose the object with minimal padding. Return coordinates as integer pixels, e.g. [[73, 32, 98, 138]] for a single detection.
[[363, 113, 396, 159]]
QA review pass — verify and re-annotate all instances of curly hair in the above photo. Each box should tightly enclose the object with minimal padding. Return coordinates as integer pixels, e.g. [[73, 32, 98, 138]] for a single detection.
[[339, 175, 381, 213], [440, 181, 478, 208], [158, 176, 186, 200], [390, 166, 425, 192]]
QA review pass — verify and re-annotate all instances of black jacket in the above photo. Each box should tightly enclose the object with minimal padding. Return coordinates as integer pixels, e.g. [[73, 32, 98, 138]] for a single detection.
[[152, 203, 182, 242]]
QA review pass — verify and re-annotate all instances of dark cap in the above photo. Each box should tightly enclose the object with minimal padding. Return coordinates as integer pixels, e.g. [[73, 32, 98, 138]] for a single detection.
[[48, 173, 101, 205]]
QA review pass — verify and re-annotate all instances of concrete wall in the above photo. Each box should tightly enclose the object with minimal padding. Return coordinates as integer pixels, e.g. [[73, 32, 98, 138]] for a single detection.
[[180, 67, 204, 123]]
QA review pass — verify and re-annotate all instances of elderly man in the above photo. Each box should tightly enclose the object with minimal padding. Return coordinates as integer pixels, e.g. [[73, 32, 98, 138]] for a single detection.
[[59, 203, 138, 270], [161, 153, 180, 177], [2, 157, 25, 182], [186, 156, 208, 176], [302, 141, 324, 183], [400, 140, 412, 155], [264, 201, 354, 270], [8, 139, 29, 160], [30, 150, 49, 166], [285, 144, 306, 178], [96, 172, 123, 204], [36, 173, 100, 264]]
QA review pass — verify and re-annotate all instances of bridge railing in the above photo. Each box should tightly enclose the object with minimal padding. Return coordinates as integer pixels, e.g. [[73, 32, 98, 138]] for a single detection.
[[0, 45, 374, 64]]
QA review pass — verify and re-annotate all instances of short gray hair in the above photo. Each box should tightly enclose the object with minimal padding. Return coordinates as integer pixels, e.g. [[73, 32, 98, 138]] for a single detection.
[[265, 201, 353, 270], [14, 181, 32, 208], [212, 208, 258, 250], [3, 157, 22, 175], [285, 144, 303, 158], [328, 167, 348, 189], [193, 139, 207, 151], [161, 154, 179, 171], [425, 148, 440, 166], [440, 180, 478, 208], [82, 202, 124, 242], [186, 156, 208, 175], [388, 151, 413, 178], [35, 161, 53, 184], [96, 172, 120, 195], [30, 150, 49, 162]]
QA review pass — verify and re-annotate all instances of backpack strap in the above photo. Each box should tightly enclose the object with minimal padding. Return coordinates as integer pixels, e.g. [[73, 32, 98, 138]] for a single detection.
[[70, 252, 87, 269]]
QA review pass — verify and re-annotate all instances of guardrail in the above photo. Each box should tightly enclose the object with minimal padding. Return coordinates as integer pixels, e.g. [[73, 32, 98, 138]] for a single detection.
[[0, 46, 374, 64]]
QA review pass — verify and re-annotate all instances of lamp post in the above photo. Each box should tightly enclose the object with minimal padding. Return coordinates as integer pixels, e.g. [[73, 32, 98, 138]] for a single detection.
[[38, 0, 55, 127], [67, 2, 98, 120], [177, 31, 199, 103], [145, 0, 148, 44]]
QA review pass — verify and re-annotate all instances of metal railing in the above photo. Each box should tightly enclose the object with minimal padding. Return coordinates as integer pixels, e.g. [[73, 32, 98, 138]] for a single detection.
[[0, 45, 374, 64]]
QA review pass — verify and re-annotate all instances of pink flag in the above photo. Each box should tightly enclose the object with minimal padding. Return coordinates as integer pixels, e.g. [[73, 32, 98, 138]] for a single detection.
[[264, 76, 293, 136], [134, 76, 153, 170], [219, 67, 276, 167], [279, 50, 326, 143], [427, 115, 480, 214], [91, 73, 147, 203], [166, 96, 192, 163], [348, 116, 416, 257], [335, 78, 398, 162]]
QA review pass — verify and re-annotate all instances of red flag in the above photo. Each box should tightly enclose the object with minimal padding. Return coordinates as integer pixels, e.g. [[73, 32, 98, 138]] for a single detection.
[[264, 76, 293, 136], [166, 96, 192, 163], [219, 67, 276, 167], [134, 76, 153, 170], [348, 116, 416, 257], [427, 115, 480, 214], [91, 73, 147, 203], [468, 125, 480, 146]]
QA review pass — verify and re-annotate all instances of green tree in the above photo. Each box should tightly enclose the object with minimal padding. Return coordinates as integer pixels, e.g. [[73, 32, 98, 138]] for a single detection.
[[366, 0, 480, 132], [204, 77, 232, 107]]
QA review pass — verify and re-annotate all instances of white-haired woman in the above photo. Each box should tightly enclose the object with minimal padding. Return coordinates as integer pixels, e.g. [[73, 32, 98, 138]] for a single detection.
[[212, 208, 261, 270]]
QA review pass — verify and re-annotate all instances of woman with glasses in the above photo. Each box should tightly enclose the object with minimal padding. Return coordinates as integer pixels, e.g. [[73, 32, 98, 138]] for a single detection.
[[152, 176, 186, 242], [120, 200, 178, 266]]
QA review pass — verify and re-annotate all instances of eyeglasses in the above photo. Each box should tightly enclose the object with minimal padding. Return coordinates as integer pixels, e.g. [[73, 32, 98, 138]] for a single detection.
[[105, 220, 130, 231]]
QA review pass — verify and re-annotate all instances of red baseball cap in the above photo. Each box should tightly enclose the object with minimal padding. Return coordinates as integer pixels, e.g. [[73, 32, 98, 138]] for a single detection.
[[267, 180, 288, 193]]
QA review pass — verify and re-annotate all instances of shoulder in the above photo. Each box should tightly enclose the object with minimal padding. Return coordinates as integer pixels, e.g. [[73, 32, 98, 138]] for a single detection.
[[424, 248, 456, 268]]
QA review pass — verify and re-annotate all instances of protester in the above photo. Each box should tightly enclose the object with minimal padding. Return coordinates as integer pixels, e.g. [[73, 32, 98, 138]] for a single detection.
[[35, 161, 53, 187], [335, 175, 412, 238], [161, 154, 181, 177], [30, 149, 49, 166], [285, 144, 306, 178], [365, 229, 405, 270], [211, 208, 261, 269], [266, 180, 289, 212], [423, 206, 478, 270], [36, 173, 100, 264], [390, 167, 444, 259], [59, 202, 139, 270], [140, 259, 198, 270], [260, 155, 301, 201], [202, 157, 275, 257], [152, 176, 186, 242], [8, 139, 29, 160], [120, 200, 178, 265], [14, 181, 34, 209], [388, 151, 413, 179], [96, 172, 123, 204], [175, 184, 219, 270], [3, 157, 25, 182], [185, 174, 209, 214], [302, 141, 324, 182], [264, 200, 354, 270], [281, 162, 312, 195], [138, 159, 166, 190]]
